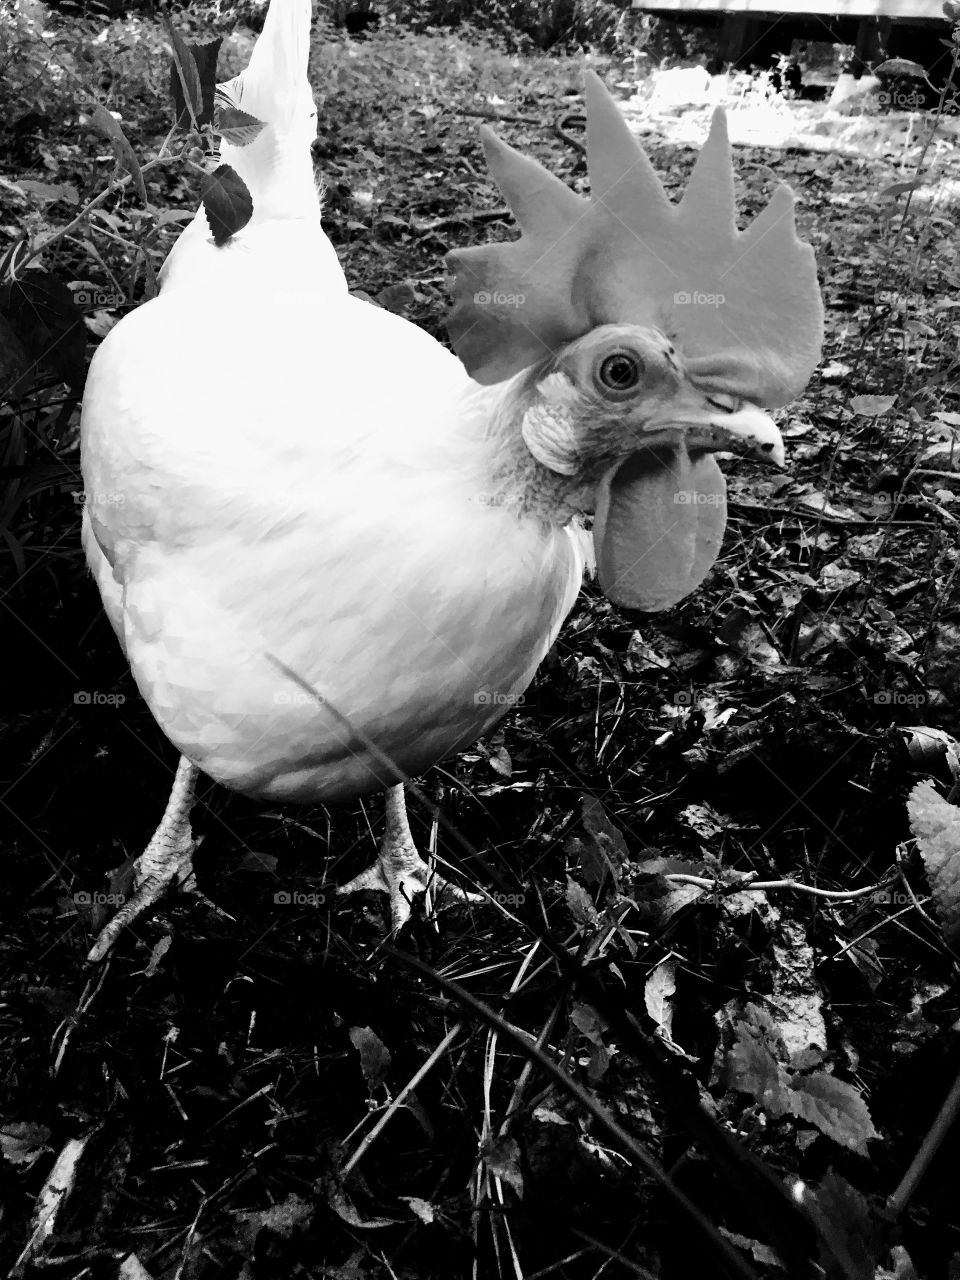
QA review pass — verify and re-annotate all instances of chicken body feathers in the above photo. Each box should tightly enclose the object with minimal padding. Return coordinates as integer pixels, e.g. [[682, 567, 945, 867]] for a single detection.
[[81, 274, 584, 801]]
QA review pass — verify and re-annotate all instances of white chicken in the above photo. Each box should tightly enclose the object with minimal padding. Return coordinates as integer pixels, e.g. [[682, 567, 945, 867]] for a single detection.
[[80, 0, 823, 956]]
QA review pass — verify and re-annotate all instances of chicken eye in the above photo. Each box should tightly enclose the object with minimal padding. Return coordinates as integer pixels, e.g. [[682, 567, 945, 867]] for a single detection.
[[597, 351, 642, 394]]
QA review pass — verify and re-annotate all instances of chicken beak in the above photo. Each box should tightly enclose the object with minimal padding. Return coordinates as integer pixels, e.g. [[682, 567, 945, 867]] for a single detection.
[[679, 404, 785, 469], [634, 401, 785, 469]]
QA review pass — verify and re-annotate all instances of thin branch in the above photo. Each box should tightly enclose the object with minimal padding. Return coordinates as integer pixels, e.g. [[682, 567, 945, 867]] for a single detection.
[[14, 153, 183, 277]]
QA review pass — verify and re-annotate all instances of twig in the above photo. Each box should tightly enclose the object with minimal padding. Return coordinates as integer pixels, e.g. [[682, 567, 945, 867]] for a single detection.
[[665, 873, 894, 902], [459, 109, 540, 124], [889, 1067, 960, 1216], [413, 208, 511, 237], [554, 110, 587, 155], [341, 1023, 462, 1177], [458, 106, 587, 156], [429, 105, 584, 246], [385, 946, 764, 1280], [913, 494, 960, 527], [51, 958, 112, 1076], [13, 154, 182, 276], [729, 500, 936, 529]]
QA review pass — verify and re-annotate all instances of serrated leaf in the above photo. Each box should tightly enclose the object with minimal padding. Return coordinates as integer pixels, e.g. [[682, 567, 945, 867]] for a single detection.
[[907, 781, 960, 944], [788, 1073, 878, 1154], [216, 104, 267, 147], [166, 23, 204, 130], [482, 1135, 523, 1198], [566, 877, 599, 927], [725, 1018, 791, 1114], [570, 1002, 606, 1044], [349, 1025, 391, 1089], [0, 1121, 51, 1165], [850, 395, 896, 417], [84, 104, 146, 203], [201, 164, 253, 245]]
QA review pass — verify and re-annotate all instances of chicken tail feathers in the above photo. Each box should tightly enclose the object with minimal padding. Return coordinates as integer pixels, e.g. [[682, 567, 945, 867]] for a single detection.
[[222, 0, 314, 130], [213, 0, 320, 222]]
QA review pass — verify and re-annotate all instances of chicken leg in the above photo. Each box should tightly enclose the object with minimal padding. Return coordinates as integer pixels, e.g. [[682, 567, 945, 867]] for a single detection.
[[87, 755, 200, 962], [336, 784, 481, 932], [88, 770, 477, 959]]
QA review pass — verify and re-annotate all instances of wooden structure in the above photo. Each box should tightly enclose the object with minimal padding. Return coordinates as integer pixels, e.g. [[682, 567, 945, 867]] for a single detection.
[[632, 0, 952, 78]]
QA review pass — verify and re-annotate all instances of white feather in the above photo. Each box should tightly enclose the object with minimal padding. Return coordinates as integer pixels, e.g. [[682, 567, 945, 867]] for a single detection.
[[81, 0, 586, 804]]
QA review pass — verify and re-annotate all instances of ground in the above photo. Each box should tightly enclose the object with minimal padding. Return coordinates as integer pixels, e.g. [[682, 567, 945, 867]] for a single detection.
[[1, 8, 960, 1279]]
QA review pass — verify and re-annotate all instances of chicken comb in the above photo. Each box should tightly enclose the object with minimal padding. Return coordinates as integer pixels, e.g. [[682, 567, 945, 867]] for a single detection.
[[446, 72, 823, 408]]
